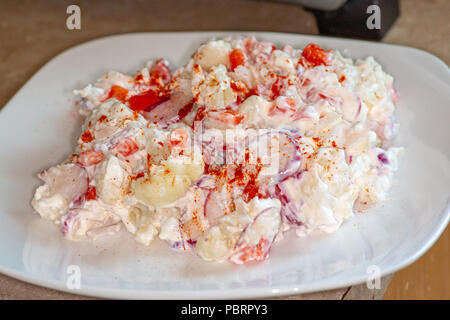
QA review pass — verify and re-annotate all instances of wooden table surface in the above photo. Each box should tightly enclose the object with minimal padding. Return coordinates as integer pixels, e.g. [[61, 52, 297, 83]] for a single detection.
[[0, 0, 448, 300]]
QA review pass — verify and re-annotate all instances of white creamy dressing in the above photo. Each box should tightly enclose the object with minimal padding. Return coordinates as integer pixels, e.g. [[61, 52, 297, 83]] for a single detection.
[[32, 36, 402, 264]]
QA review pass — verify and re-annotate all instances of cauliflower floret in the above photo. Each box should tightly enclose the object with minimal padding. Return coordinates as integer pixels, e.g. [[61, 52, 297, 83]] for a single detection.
[[239, 95, 272, 128], [197, 65, 236, 108], [131, 155, 204, 208], [272, 49, 296, 75], [133, 125, 204, 207], [159, 216, 182, 242], [135, 223, 159, 246], [120, 202, 149, 234], [133, 207, 166, 246], [95, 154, 131, 205], [196, 40, 232, 70], [132, 165, 191, 207], [123, 204, 178, 246], [166, 153, 205, 182], [31, 185, 69, 222], [144, 124, 170, 164]]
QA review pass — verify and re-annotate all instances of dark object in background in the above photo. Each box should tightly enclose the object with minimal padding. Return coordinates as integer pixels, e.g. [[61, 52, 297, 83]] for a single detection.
[[273, 0, 347, 10], [308, 0, 400, 40]]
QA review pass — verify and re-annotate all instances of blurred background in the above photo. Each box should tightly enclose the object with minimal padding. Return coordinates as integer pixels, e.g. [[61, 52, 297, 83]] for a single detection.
[[0, 0, 448, 299]]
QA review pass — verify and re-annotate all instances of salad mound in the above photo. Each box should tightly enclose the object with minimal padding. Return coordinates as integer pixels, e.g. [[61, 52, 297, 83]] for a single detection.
[[32, 36, 401, 264]]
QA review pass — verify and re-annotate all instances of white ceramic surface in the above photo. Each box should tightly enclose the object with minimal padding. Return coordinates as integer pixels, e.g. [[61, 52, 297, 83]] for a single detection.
[[0, 32, 449, 299]]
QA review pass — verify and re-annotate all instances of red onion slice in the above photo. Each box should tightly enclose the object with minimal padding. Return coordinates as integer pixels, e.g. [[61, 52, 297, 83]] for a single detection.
[[244, 131, 302, 184], [272, 174, 305, 226], [143, 78, 194, 123], [277, 132, 302, 182]]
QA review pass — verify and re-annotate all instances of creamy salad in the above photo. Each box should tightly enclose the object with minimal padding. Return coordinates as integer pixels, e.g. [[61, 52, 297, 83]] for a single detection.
[[32, 36, 401, 264]]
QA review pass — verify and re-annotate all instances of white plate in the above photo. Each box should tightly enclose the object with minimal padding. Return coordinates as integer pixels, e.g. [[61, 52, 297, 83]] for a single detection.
[[0, 32, 449, 299]]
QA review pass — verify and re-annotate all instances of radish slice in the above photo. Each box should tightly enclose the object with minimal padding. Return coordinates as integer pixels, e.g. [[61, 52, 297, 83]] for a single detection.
[[39, 164, 88, 202], [143, 79, 193, 123], [204, 190, 232, 226], [141, 97, 172, 121], [143, 97, 194, 124]]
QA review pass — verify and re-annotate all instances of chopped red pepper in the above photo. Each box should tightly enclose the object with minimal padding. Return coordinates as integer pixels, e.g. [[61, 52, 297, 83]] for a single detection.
[[194, 107, 207, 123], [85, 186, 96, 201], [229, 49, 246, 71], [105, 85, 128, 103], [271, 78, 284, 99], [80, 130, 94, 143], [301, 43, 331, 67], [169, 128, 189, 148], [127, 90, 169, 112], [233, 237, 270, 263], [132, 171, 146, 180], [176, 100, 195, 121]]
